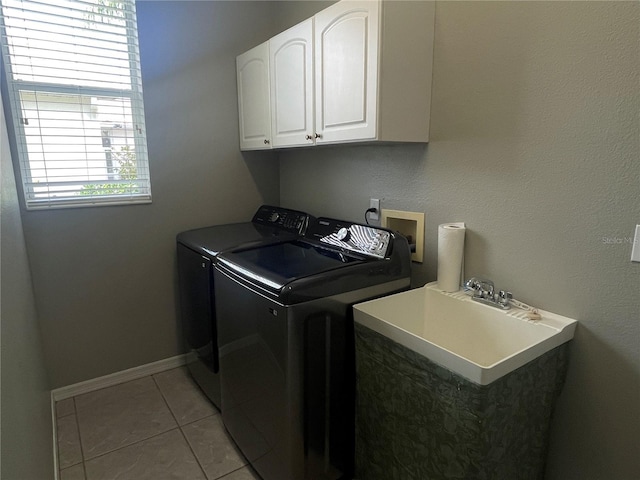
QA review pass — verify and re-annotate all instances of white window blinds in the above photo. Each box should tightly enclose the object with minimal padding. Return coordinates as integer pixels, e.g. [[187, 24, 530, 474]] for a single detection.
[[0, 0, 151, 209]]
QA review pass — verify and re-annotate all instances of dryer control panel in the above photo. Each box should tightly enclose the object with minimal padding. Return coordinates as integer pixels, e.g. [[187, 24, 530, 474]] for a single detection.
[[252, 205, 311, 235], [309, 218, 393, 259]]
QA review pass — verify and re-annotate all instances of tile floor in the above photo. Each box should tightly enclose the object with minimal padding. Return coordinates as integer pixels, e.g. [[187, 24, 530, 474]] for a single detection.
[[55, 367, 261, 480]]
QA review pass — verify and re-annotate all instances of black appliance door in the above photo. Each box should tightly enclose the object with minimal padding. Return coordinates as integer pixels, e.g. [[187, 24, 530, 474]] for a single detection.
[[216, 266, 361, 480], [218, 240, 364, 292], [177, 244, 218, 372]]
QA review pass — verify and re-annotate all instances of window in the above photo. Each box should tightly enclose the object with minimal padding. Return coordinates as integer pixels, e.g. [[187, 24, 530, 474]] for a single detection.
[[0, 0, 151, 209]]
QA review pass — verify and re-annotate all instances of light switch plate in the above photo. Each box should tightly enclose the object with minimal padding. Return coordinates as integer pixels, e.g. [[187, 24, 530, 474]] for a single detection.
[[631, 225, 640, 263]]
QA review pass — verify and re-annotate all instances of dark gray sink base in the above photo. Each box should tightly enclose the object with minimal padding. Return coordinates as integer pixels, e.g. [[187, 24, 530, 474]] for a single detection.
[[354, 323, 570, 480]]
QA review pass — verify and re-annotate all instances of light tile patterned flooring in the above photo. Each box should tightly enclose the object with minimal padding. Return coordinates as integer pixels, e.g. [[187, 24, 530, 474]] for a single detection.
[[55, 367, 261, 480]]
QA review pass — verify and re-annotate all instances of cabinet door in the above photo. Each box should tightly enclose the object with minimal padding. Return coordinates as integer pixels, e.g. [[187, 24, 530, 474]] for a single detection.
[[270, 19, 314, 148], [315, 0, 379, 144], [237, 42, 272, 150]]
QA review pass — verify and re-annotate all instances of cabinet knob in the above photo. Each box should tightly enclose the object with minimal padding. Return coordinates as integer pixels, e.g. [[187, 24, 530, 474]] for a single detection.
[[315, 133, 322, 139], [305, 135, 313, 141], [264, 139, 270, 145]]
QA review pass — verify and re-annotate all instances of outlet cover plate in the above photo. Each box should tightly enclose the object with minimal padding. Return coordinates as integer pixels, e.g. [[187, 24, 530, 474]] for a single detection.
[[369, 198, 380, 221]]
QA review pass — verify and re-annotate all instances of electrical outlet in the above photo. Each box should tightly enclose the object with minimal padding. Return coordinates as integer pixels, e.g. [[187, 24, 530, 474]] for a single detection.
[[369, 198, 380, 221], [631, 225, 640, 263]]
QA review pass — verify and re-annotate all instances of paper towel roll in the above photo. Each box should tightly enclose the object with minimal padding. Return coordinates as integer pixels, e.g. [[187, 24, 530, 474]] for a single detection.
[[437, 223, 466, 292]]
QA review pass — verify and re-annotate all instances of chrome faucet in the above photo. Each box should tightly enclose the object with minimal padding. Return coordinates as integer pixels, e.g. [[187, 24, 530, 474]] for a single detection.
[[464, 277, 512, 310]]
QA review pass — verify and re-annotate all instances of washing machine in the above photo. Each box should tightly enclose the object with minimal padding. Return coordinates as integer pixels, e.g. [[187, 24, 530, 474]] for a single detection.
[[214, 217, 412, 480], [176, 205, 311, 409]]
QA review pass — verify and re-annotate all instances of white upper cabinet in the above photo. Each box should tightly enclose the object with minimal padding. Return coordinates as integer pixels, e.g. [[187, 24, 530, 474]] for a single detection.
[[236, 0, 435, 150], [236, 42, 272, 150], [314, 1, 379, 144], [270, 19, 314, 148]]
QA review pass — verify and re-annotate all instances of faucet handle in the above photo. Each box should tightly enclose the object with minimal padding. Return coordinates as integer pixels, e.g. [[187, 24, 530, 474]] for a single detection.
[[465, 277, 479, 289], [498, 290, 513, 306], [464, 277, 483, 296]]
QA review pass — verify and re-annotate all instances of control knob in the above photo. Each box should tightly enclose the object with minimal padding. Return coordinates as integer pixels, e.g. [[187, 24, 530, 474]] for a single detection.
[[337, 227, 350, 241], [269, 212, 280, 223]]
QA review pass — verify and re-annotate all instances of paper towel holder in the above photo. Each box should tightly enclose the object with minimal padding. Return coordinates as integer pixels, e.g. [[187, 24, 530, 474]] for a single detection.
[[381, 209, 425, 263]]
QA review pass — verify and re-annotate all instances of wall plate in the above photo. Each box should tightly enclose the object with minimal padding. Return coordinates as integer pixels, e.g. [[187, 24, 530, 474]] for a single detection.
[[381, 209, 425, 263], [369, 198, 380, 221], [631, 225, 640, 263]]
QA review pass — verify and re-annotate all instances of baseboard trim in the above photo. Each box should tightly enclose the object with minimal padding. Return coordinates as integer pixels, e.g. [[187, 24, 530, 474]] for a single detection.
[[50, 354, 189, 402]]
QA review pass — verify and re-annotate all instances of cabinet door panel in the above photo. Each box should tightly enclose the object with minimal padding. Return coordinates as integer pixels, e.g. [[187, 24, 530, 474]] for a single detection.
[[315, 1, 379, 143], [237, 42, 271, 150], [270, 19, 314, 148], [322, 16, 366, 127]]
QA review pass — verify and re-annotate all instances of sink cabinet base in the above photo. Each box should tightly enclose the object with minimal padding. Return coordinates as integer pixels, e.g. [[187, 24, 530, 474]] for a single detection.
[[354, 324, 569, 480]]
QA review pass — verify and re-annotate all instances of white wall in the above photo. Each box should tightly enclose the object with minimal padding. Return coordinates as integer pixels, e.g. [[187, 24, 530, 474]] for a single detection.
[[1, 88, 53, 479], [278, 1, 640, 478]]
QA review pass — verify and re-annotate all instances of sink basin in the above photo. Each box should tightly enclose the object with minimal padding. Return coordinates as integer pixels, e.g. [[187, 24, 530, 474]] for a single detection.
[[353, 282, 577, 385]]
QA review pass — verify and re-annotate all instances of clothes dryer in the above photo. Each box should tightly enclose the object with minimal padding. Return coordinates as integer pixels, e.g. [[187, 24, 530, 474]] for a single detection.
[[176, 205, 311, 408]]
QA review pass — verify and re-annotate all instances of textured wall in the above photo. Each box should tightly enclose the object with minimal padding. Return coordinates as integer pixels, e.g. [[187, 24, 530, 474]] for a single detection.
[[14, 1, 280, 388], [279, 2, 639, 479], [1, 90, 53, 478]]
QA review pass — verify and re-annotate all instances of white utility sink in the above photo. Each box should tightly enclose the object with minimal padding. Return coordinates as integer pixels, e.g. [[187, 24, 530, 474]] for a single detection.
[[353, 282, 578, 385]]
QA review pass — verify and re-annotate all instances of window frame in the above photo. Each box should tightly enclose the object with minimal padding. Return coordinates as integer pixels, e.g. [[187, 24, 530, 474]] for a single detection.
[[0, 0, 152, 210]]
